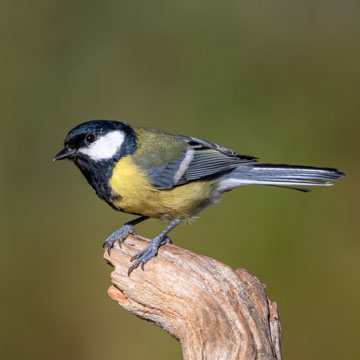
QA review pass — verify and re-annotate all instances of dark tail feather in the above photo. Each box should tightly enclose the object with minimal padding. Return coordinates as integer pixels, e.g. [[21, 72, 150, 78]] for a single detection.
[[265, 184, 312, 192], [219, 163, 345, 192]]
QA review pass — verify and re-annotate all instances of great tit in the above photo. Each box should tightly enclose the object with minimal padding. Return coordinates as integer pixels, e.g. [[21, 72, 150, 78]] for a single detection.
[[53, 120, 344, 275]]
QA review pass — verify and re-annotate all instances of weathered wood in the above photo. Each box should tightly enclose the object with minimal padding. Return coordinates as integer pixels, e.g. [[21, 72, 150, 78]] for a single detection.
[[104, 235, 282, 360]]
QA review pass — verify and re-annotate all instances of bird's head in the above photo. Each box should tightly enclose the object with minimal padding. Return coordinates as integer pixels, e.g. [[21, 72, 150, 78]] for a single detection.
[[53, 120, 137, 165]]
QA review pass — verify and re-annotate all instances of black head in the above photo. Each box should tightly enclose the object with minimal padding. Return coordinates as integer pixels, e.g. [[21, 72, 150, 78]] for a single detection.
[[53, 120, 137, 204], [53, 120, 137, 163]]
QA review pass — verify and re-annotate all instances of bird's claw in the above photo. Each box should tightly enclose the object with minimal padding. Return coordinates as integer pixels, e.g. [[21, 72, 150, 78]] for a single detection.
[[127, 236, 171, 276], [162, 236, 172, 244], [103, 224, 137, 255]]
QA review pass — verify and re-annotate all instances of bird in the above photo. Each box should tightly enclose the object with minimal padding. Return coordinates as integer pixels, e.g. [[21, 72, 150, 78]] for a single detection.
[[53, 120, 344, 275]]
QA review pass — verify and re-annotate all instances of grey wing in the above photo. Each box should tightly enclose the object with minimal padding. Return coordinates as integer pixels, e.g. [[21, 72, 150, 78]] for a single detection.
[[150, 135, 258, 189]]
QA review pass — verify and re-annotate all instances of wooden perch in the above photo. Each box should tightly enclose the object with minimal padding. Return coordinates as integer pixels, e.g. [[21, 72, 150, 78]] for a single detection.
[[104, 235, 282, 360]]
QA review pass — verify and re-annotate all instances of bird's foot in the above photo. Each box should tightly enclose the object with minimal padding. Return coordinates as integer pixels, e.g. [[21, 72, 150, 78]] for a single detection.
[[128, 236, 171, 276], [103, 224, 137, 255]]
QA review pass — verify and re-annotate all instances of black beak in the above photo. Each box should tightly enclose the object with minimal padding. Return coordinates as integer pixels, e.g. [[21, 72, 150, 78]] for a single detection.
[[53, 148, 75, 161]]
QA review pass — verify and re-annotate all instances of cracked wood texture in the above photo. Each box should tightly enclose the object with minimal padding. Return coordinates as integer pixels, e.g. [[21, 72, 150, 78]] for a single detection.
[[104, 235, 282, 360]]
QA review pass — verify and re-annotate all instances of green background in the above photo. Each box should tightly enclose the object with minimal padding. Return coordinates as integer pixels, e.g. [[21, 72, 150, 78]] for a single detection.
[[1, 1, 359, 359]]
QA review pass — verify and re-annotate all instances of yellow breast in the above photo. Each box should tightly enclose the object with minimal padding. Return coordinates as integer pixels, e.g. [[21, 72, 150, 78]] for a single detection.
[[109, 156, 217, 220]]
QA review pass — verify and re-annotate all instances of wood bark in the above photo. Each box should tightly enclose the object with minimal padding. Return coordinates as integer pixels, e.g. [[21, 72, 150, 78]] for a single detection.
[[104, 235, 282, 360]]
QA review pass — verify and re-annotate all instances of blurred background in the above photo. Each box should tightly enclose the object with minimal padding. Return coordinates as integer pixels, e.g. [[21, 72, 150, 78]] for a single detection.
[[1, 1, 359, 359]]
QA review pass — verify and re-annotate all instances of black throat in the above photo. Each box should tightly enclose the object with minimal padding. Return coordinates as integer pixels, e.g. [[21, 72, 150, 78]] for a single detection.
[[74, 157, 118, 208]]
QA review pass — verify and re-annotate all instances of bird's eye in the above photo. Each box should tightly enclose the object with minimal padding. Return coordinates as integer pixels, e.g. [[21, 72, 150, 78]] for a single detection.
[[85, 134, 96, 144]]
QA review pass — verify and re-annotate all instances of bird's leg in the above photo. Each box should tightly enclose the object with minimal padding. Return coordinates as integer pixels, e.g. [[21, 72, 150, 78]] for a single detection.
[[104, 216, 149, 254], [128, 218, 182, 276]]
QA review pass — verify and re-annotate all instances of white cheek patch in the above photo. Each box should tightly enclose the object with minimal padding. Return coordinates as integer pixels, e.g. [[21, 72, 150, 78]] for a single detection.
[[79, 130, 125, 161]]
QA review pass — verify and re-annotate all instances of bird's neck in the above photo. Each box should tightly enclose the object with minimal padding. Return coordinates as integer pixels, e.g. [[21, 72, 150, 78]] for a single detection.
[[74, 158, 116, 207]]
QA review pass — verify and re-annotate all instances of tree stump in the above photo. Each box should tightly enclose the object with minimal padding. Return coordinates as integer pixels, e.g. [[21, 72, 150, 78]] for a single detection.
[[104, 235, 282, 360]]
